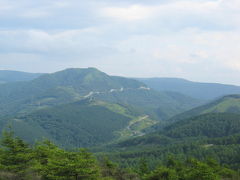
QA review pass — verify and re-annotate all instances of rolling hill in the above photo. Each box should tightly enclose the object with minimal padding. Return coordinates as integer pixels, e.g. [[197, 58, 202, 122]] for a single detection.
[[137, 78, 240, 100]]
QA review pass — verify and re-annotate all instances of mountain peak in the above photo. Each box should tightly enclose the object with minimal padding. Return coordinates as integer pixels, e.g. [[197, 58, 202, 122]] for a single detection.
[[30, 67, 145, 96], [54, 67, 105, 76]]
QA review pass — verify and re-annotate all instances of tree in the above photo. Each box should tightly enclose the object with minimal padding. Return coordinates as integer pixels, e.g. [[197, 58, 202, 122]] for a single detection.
[[144, 166, 178, 180], [182, 158, 220, 180], [0, 130, 33, 179], [138, 158, 149, 176], [34, 140, 99, 180]]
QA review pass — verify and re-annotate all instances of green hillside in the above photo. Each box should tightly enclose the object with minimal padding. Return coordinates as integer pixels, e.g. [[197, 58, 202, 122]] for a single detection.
[[1, 99, 159, 148], [163, 113, 240, 138], [114, 113, 240, 147], [168, 94, 240, 123], [93, 88, 201, 121]]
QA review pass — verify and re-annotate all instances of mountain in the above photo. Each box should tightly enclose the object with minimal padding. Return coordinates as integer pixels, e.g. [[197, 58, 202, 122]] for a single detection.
[[137, 78, 240, 100], [0, 68, 203, 147], [0, 68, 145, 116], [0, 68, 201, 121], [0, 70, 42, 83]]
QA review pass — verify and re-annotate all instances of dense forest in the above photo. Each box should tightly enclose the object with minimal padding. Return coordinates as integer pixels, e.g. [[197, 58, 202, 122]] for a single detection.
[[0, 130, 239, 180], [101, 113, 240, 170]]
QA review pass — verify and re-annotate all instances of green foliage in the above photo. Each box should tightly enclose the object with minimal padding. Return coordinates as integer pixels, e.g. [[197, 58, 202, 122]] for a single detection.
[[138, 158, 149, 176], [34, 142, 99, 180], [144, 167, 178, 180], [99, 157, 140, 180], [143, 158, 236, 180], [0, 132, 99, 180], [0, 131, 238, 180]]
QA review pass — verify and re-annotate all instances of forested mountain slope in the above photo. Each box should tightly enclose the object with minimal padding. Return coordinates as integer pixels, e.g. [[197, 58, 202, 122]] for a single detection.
[[167, 94, 240, 123], [93, 88, 201, 120], [103, 112, 240, 169], [4, 99, 150, 147]]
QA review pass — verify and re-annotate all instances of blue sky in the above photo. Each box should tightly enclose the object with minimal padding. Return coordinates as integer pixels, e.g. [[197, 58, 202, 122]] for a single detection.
[[0, 0, 240, 85]]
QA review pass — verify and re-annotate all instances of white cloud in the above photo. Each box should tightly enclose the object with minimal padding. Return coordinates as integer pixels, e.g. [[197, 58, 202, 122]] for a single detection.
[[100, 0, 240, 30], [101, 0, 220, 20], [101, 5, 154, 21]]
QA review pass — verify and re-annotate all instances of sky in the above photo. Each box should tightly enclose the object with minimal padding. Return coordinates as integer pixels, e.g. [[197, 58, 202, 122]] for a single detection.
[[0, 0, 240, 85]]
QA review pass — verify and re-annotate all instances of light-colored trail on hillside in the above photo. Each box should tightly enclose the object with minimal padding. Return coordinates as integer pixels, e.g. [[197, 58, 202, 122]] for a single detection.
[[83, 86, 150, 99], [126, 115, 150, 137]]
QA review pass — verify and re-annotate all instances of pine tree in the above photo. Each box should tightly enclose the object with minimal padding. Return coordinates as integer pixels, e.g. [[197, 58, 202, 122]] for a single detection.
[[0, 130, 33, 178], [34, 140, 99, 180]]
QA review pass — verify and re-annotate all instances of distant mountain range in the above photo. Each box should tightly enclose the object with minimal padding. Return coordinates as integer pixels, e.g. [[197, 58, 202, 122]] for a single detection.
[[0, 70, 42, 83], [2, 69, 240, 100], [137, 78, 240, 100]]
